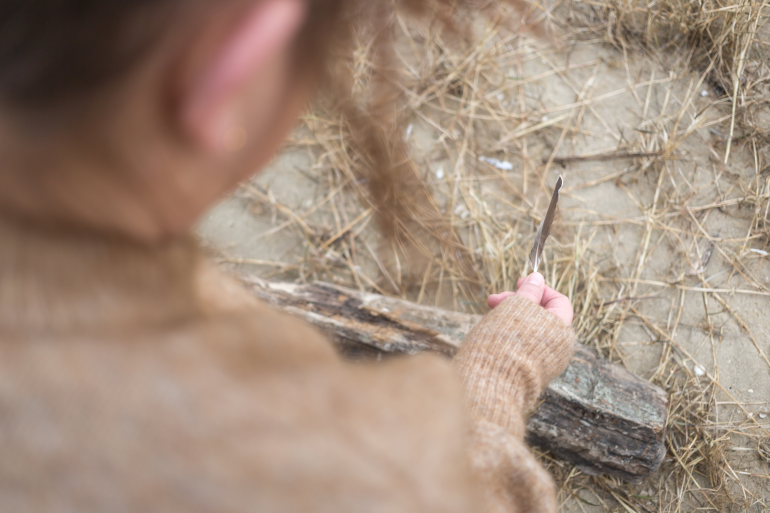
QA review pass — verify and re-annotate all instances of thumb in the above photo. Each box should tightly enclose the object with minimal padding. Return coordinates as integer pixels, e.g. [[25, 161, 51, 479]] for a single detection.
[[515, 272, 545, 305]]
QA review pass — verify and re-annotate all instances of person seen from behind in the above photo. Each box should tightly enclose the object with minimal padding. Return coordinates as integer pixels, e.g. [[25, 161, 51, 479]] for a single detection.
[[0, 0, 575, 511]]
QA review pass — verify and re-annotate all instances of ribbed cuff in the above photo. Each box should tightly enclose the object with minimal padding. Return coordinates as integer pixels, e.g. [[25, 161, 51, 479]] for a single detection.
[[455, 295, 575, 434]]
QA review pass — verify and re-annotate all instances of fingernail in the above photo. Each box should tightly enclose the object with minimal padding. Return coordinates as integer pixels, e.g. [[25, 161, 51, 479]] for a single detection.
[[525, 272, 544, 286]]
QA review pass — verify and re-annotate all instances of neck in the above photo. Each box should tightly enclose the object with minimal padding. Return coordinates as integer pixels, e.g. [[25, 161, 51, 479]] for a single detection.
[[0, 103, 213, 244], [0, 215, 203, 335], [0, 139, 191, 244]]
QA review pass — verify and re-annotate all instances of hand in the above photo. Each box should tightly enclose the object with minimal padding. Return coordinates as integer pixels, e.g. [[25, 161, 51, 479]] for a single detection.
[[486, 272, 573, 325]]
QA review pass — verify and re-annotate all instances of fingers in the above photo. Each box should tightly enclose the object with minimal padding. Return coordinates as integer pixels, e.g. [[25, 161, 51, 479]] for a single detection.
[[489, 272, 574, 325], [490, 273, 545, 309], [513, 272, 545, 305], [487, 291, 515, 309], [541, 285, 573, 325]]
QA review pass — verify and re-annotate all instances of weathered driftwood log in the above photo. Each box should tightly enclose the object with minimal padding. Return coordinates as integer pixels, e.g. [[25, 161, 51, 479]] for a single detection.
[[242, 277, 668, 482]]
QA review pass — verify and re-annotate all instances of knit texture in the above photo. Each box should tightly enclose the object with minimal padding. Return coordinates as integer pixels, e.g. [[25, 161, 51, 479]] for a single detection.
[[0, 216, 576, 512], [455, 295, 576, 512]]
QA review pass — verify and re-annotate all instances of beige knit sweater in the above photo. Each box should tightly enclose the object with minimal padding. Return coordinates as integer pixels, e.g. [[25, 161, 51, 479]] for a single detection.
[[0, 216, 575, 512]]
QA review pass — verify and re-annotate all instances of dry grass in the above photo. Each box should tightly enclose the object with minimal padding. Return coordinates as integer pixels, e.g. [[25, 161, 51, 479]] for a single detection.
[[553, 0, 770, 158], [216, 2, 770, 510]]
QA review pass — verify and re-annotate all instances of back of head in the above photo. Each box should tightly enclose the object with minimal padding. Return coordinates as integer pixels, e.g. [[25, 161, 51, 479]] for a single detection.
[[0, 0, 526, 244], [0, 1, 172, 113]]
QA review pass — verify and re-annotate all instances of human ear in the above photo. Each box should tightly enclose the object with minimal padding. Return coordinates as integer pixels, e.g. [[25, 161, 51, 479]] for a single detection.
[[180, 0, 305, 152]]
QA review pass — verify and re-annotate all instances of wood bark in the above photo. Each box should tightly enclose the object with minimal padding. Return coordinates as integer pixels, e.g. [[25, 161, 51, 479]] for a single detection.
[[242, 277, 668, 482]]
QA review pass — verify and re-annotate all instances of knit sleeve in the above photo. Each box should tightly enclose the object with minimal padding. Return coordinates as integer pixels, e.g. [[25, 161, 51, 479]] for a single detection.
[[453, 295, 576, 513]]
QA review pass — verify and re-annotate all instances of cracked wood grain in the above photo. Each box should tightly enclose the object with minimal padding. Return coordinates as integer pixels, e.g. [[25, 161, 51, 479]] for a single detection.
[[242, 277, 668, 482]]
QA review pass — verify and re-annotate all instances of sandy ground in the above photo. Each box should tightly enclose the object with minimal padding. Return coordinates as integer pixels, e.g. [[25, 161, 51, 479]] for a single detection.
[[199, 17, 770, 511]]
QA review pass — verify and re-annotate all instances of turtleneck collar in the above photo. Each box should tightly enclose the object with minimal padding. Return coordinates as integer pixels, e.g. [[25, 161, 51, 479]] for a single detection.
[[0, 215, 203, 335]]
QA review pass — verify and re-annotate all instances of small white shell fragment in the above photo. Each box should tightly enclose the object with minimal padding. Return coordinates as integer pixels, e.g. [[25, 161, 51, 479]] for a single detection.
[[760, 413, 768, 419], [749, 248, 769, 256], [694, 365, 705, 377], [496, 93, 504, 101], [701, 90, 709, 97], [748, 389, 754, 393], [454, 205, 470, 220], [435, 166, 444, 180], [478, 156, 513, 171], [404, 124, 413, 140]]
